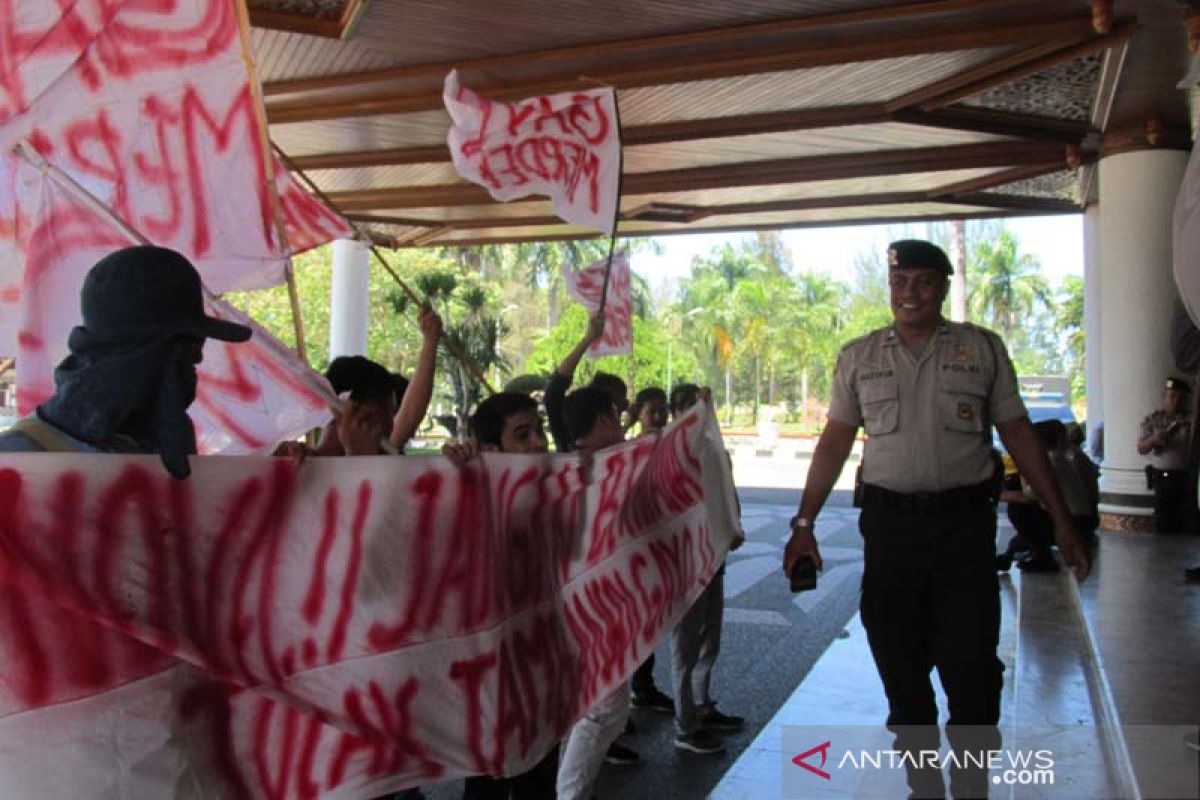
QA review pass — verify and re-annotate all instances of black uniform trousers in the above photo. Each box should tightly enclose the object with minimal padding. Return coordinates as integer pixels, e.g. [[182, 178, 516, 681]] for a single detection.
[[1151, 469, 1189, 533], [859, 492, 1003, 800]]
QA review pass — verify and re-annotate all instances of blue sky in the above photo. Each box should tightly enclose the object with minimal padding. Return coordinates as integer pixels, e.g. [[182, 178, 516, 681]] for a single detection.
[[631, 215, 1084, 290]]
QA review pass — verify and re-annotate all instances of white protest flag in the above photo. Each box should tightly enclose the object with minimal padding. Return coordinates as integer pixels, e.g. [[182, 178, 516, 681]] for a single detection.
[[0, 1, 292, 293], [0, 402, 739, 798], [0, 155, 24, 351], [192, 293, 335, 455], [444, 70, 621, 234], [8, 155, 333, 451], [0, 0, 347, 446], [563, 251, 633, 356]]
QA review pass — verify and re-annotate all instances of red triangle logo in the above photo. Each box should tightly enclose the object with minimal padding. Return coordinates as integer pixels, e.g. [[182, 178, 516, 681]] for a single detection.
[[791, 740, 832, 780]]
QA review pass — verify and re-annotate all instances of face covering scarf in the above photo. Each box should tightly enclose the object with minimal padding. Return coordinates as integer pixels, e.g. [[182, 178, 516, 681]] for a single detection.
[[38, 326, 201, 479]]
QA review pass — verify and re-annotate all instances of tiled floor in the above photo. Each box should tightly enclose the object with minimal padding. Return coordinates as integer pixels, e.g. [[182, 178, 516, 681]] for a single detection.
[[711, 527, 1200, 800]]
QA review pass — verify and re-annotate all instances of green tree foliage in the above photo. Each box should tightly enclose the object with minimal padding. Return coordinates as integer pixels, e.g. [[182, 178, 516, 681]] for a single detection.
[[226, 244, 444, 375], [1055, 274, 1086, 399], [967, 230, 1053, 340], [224, 224, 1087, 436], [524, 304, 699, 393], [389, 266, 509, 435]]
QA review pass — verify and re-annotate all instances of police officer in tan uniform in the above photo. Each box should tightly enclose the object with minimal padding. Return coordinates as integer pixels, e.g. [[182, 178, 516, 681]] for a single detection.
[[1136, 377, 1192, 533], [783, 240, 1090, 799]]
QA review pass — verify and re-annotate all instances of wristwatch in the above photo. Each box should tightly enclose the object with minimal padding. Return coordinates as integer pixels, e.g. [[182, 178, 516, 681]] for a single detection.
[[789, 515, 813, 531]]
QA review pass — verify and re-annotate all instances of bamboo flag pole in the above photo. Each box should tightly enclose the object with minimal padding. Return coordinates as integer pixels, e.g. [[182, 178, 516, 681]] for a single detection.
[[270, 142, 497, 395], [592, 83, 624, 315], [234, 0, 310, 366], [15, 141, 149, 246], [12, 141, 277, 335]]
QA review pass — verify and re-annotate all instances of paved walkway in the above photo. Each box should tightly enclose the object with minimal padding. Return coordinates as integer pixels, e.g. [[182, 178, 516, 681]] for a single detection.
[[712, 523, 1200, 800]]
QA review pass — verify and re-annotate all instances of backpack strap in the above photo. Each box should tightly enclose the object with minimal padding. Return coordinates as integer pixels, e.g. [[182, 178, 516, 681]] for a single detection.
[[9, 418, 84, 453]]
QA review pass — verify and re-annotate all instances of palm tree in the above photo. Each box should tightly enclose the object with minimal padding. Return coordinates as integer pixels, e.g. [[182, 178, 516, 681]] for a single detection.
[[784, 273, 844, 426], [968, 230, 1052, 340], [1055, 274, 1085, 398]]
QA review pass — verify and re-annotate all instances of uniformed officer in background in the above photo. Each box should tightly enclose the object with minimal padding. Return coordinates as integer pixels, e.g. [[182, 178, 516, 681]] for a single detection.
[[1136, 376, 1193, 533], [782, 239, 1090, 799]]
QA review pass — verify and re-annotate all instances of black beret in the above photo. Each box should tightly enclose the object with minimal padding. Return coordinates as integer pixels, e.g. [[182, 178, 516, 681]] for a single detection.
[[887, 240, 953, 275]]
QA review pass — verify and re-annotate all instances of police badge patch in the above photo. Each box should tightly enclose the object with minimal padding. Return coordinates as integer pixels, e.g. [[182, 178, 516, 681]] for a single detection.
[[957, 401, 975, 421]]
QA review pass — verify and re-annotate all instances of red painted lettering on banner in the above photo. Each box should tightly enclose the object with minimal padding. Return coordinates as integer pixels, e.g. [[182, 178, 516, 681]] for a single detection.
[[63, 110, 129, 223], [302, 488, 339, 625], [455, 87, 611, 215], [179, 84, 271, 256], [327, 480, 371, 661], [0, 402, 731, 797], [367, 471, 442, 649], [451, 650, 499, 773]]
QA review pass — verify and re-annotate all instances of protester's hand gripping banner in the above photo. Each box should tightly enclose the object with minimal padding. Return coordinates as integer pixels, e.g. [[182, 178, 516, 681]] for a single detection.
[[0, 0, 349, 448], [444, 70, 621, 234], [0, 403, 739, 798], [563, 251, 634, 356]]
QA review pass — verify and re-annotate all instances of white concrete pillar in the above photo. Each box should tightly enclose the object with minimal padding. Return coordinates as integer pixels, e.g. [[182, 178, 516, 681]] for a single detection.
[[329, 238, 371, 359], [1097, 149, 1189, 521], [1083, 204, 1102, 452]]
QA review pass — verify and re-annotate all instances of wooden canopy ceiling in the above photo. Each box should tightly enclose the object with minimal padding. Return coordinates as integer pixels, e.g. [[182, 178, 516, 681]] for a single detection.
[[248, 0, 1194, 249]]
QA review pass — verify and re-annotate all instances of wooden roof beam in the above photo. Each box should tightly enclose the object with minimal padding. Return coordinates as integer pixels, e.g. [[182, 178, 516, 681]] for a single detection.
[[265, 15, 1103, 124], [249, 0, 369, 40], [262, 0, 1044, 97], [327, 140, 1073, 212], [944, 193, 1080, 212], [893, 106, 1090, 143], [882, 40, 1075, 113], [288, 104, 891, 170], [911, 18, 1137, 111], [288, 104, 1087, 172], [351, 189, 1079, 236], [402, 208, 1075, 248], [930, 159, 1087, 197]]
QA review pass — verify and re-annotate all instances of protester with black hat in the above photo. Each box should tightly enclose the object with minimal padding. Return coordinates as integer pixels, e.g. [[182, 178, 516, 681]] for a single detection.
[[782, 239, 1089, 799], [0, 245, 251, 478], [1137, 376, 1193, 533]]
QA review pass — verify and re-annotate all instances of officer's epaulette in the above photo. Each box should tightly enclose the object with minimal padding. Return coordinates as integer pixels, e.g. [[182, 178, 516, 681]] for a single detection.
[[953, 320, 1000, 342], [838, 327, 885, 354]]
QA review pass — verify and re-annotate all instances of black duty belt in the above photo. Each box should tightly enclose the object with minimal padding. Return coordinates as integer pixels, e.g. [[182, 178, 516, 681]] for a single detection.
[[860, 481, 994, 513]]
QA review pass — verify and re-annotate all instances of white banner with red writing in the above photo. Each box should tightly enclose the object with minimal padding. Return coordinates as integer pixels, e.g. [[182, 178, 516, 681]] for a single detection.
[[444, 70, 621, 234], [0, 0, 350, 356], [564, 252, 633, 356], [0, 403, 739, 798]]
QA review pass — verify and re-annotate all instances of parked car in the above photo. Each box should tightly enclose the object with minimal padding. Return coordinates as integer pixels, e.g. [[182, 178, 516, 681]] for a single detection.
[[994, 376, 1077, 476]]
